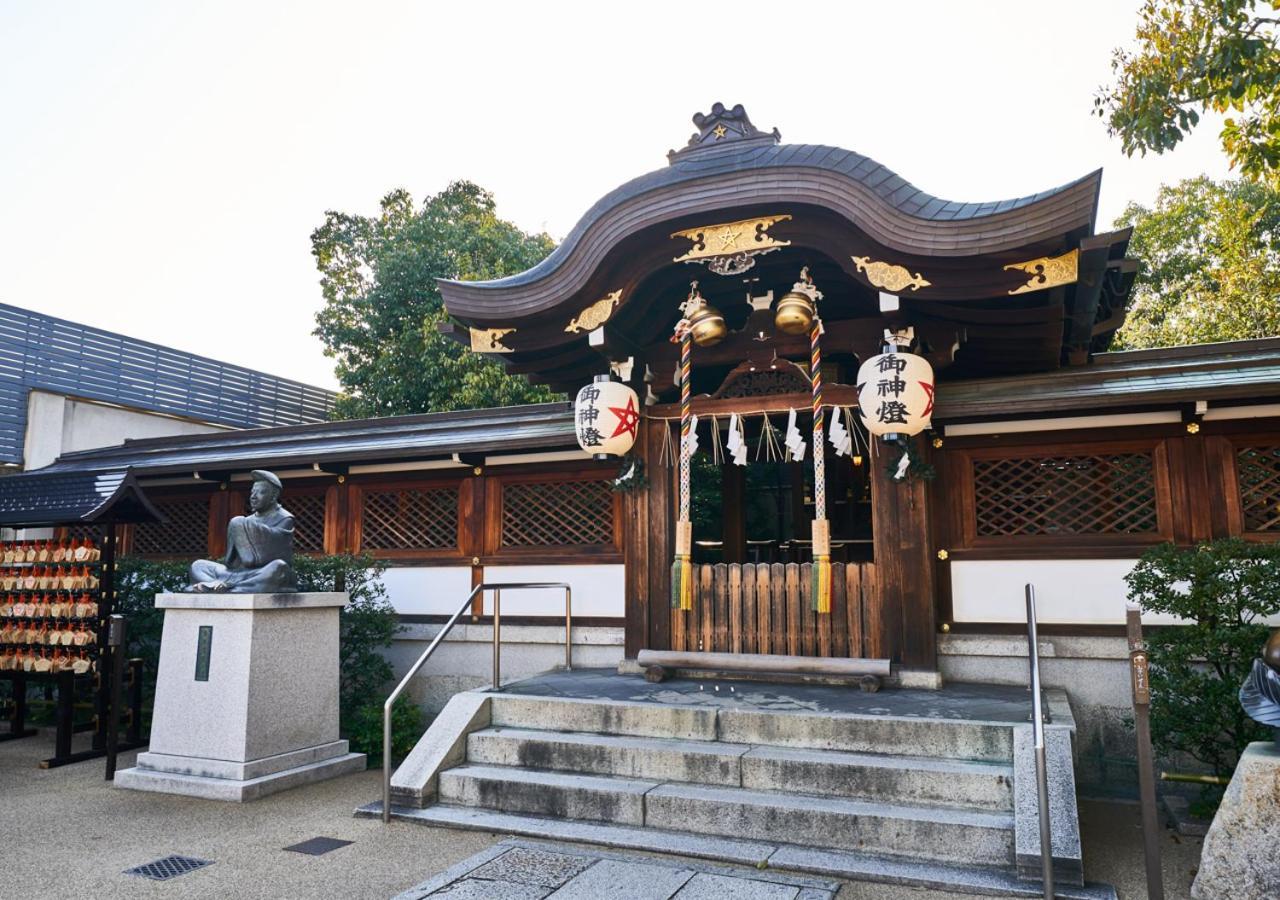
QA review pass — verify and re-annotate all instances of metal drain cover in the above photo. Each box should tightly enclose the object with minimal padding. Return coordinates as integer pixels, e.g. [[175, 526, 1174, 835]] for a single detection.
[[124, 855, 213, 881], [284, 837, 353, 856]]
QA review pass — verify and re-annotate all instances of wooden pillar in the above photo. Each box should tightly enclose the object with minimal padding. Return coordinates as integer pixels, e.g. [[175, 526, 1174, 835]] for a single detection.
[[721, 464, 746, 564], [624, 417, 672, 658], [868, 438, 937, 669]]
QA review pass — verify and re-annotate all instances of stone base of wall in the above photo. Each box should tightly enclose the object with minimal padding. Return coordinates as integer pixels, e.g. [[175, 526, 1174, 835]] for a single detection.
[[940, 633, 1137, 795], [387, 623, 625, 715]]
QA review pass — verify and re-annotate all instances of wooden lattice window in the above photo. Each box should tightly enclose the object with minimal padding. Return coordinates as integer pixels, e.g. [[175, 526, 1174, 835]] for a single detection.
[[360, 486, 459, 551], [1237, 446, 1280, 533], [289, 493, 327, 554], [501, 479, 614, 547], [132, 497, 209, 557], [972, 451, 1159, 537]]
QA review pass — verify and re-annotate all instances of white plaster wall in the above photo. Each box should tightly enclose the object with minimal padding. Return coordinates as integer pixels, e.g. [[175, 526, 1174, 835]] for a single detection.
[[951, 558, 1164, 625], [379, 566, 474, 616], [377, 564, 624, 619], [951, 558, 1280, 626], [479, 564, 624, 618], [23, 390, 226, 470]]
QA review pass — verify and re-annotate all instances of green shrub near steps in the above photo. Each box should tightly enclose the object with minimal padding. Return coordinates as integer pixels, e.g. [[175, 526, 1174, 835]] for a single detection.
[[1125, 538, 1280, 815]]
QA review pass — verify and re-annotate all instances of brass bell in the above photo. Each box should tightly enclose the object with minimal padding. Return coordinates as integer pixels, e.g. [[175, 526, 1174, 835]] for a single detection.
[[774, 290, 815, 335], [774, 265, 822, 335], [688, 302, 727, 346], [680, 281, 726, 347]]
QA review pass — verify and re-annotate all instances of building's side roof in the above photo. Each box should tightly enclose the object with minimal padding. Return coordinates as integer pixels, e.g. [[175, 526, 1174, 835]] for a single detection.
[[935, 337, 1280, 420], [0, 469, 162, 527], [0, 301, 337, 466], [33, 402, 579, 477]]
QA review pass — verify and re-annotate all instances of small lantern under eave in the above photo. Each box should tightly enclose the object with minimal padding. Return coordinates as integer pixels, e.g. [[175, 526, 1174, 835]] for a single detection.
[[856, 350, 935, 438], [574, 376, 640, 458]]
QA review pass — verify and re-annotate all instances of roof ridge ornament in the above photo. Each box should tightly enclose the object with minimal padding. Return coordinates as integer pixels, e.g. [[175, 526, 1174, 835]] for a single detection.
[[668, 102, 781, 162]]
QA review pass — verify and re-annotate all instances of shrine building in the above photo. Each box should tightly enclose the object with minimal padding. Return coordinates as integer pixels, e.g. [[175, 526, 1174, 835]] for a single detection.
[[6, 103, 1280, 791]]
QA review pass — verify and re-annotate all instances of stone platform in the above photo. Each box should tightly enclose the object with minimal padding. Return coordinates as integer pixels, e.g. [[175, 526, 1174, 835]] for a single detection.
[[116, 591, 364, 801]]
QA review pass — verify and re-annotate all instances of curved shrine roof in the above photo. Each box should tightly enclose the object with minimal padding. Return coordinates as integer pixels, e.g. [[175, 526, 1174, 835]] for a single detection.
[[439, 103, 1103, 321]]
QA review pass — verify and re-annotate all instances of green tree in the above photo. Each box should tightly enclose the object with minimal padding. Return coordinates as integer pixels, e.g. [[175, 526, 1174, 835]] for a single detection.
[[312, 181, 559, 418], [1096, 1, 1280, 187], [1113, 176, 1280, 348]]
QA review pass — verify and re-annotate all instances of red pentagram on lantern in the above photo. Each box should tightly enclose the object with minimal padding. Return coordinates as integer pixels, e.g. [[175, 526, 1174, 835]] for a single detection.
[[609, 395, 640, 439], [920, 382, 936, 417]]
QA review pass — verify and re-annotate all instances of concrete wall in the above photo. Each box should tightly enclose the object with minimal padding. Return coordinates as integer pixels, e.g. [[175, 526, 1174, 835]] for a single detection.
[[939, 633, 1136, 796], [23, 390, 227, 471], [387, 623, 625, 714]]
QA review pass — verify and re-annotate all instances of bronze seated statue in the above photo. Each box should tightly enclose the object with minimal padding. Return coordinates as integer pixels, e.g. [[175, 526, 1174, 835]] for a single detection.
[[188, 470, 298, 594], [1239, 629, 1280, 747]]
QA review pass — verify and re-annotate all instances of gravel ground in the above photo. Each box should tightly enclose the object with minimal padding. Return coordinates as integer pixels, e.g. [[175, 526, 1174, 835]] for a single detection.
[[0, 731, 1202, 899]]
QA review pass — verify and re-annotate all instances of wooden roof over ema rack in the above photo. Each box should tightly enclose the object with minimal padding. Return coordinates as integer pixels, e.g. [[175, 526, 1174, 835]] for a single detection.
[[438, 103, 1137, 397]]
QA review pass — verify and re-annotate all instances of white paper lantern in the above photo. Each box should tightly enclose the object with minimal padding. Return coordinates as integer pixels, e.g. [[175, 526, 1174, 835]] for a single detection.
[[856, 351, 935, 437], [574, 378, 640, 457]]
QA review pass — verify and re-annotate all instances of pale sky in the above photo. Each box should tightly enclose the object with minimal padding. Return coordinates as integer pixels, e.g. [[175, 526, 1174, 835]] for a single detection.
[[0, 1, 1233, 391]]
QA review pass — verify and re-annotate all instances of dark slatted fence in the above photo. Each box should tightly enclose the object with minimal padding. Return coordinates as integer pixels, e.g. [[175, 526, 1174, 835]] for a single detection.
[[670, 562, 877, 659], [0, 302, 335, 465]]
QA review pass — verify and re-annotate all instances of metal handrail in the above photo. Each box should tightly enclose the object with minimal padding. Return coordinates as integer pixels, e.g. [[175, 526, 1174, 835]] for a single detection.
[[382, 581, 572, 823], [1025, 583, 1054, 900]]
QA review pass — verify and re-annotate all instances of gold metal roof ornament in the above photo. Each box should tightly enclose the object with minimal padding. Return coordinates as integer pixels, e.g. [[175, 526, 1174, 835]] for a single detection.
[[671, 214, 792, 276], [1004, 248, 1079, 295], [565, 290, 622, 334], [851, 256, 932, 292], [469, 327, 516, 353]]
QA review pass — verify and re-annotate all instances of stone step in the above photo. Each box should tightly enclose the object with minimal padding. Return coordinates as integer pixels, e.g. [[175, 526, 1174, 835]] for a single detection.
[[464, 727, 1014, 810], [436, 763, 1014, 866], [644, 782, 1015, 867], [466, 727, 749, 786], [741, 745, 1014, 811], [489, 694, 718, 742], [437, 764, 656, 826], [717, 706, 1015, 763], [488, 693, 1014, 762]]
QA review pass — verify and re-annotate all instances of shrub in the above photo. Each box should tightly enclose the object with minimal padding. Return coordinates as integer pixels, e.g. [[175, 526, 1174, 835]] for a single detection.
[[114, 552, 419, 764], [1125, 538, 1280, 812]]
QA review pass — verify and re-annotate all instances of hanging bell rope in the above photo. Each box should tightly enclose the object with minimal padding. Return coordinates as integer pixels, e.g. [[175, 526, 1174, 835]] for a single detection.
[[809, 316, 832, 614], [671, 301, 694, 611]]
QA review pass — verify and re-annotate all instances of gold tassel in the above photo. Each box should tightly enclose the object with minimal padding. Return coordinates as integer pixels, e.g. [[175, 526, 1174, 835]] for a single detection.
[[811, 519, 832, 613], [672, 520, 693, 611]]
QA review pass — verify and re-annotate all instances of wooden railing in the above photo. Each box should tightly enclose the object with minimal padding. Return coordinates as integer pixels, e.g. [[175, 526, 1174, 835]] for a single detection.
[[669, 562, 878, 659]]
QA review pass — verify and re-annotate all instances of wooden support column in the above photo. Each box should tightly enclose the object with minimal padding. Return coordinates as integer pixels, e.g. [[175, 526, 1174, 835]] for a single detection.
[[721, 464, 746, 564], [868, 439, 937, 669], [631, 417, 671, 657]]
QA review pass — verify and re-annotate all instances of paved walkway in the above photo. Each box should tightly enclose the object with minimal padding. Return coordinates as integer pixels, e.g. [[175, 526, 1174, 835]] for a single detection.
[[0, 727, 1204, 898], [395, 839, 840, 899]]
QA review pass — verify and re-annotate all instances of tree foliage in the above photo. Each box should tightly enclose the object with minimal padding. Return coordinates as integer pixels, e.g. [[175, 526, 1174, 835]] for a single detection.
[[1125, 539, 1280, 812], [1113, 176, 1280, 348], [312, 181, 559, 418], [1096, 0, 1280, 187]]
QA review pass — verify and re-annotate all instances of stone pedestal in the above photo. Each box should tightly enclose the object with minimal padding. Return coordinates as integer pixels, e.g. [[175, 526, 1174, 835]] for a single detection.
[[115, 592, 365, 801], [1192, 742, 1280, 899]]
